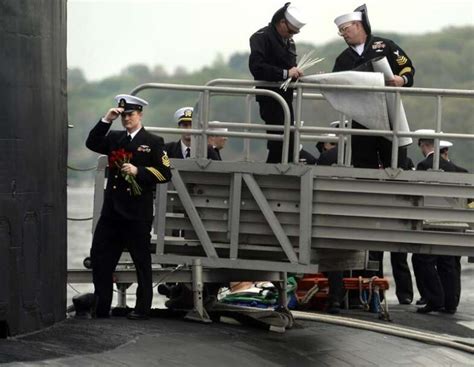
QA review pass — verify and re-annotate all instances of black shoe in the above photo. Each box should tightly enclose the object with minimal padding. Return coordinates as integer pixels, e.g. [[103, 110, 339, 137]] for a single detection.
[[127, 311, 149, 320], [398, 297, 413, 305], [415, 297, 427, 306], [416, 304, 442, 314], [441, 308, 457, 315]]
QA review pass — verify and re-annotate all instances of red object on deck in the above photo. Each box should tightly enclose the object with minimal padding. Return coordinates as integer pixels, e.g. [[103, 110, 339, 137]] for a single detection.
[[296, 274, 390, 310]]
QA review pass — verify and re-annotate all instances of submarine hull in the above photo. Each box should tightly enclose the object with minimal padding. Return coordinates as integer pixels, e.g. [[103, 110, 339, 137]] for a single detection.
[[0, 0, 68, 336]]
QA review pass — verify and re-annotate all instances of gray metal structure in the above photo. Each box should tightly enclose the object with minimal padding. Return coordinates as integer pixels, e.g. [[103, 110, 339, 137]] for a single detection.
[[1, 0, 68, 336], [76, 81, 474, 320]]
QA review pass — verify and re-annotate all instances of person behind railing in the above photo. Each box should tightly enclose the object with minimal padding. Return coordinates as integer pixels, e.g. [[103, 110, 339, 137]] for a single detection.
[[298, 121, 316, 164], [85, 94, 172, 320], [315, 127, 344, 313], [411, 132, 459, 314], [332, 4, 415, 170], [438, 140, 469, 312], [439, 140, 469, 173], [331, 4, 416, 286], [207, 123, 229, 161], [249, 2, 306, 163], [299, 145, 317, 165], [316, 122, 340, 165], [165, 107, 219, 160]]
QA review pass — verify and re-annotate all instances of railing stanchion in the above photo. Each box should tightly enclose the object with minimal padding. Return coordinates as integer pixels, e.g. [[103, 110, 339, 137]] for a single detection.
[[391, 92, 401, 169], [244, 94, 252, 161], [293, 86, 303, 163], [433, 95, 443, 170]]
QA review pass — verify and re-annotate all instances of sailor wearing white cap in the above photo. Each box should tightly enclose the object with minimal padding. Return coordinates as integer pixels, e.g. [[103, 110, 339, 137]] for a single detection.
[[86, 94, 171, 320], [415, 130, 468, 173], [249, 2, 306, 163], [164, 107, 219, 160], [413, 132, 461, 314], [333, 4, 414, 88], [207, 122, 229, 161], [439, 140, 468, 173], [415, 129, 458, 171], [316, 121, 339, 165], [332, 4, 415, 171]]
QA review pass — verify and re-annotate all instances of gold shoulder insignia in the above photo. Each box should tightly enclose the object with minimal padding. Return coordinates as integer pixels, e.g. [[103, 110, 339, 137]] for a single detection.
[[396, 56, 408, 66], [162, 152, 170, 167]]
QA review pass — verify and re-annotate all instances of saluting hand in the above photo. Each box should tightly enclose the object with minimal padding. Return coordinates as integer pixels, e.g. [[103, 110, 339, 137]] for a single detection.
[[121, 163, 138, 176], [104, 107, 124, 123]]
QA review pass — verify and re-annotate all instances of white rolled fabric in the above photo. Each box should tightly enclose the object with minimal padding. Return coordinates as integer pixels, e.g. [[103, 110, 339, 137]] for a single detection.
[[301, 68, 412, 147], [372, 56, 412, 146]]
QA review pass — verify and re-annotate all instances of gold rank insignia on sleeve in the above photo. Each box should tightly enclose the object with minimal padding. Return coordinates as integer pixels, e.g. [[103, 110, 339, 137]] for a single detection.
[[396, 56, 408, 65], [394, 50, 408, 66], [146, 167, 167, 181], [399, 67, 412, 76], [162, 152, 170, 167]]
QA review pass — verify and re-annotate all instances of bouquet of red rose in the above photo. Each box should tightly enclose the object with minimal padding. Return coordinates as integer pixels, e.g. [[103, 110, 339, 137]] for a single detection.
[[109, 148, 142, 196]]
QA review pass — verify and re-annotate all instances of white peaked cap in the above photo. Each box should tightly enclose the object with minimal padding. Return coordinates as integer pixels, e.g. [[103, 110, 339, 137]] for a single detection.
[[174, 106, 194, 124], [114, 94, 148, 112], [334, 11, 363, 27], [208, 121, 228, 135], [285, 5, 306, 29], [114, 94, 149, 106], [329, 120, 349, 128], [414, 129, 435, 134], [440, 140, 453, 148]]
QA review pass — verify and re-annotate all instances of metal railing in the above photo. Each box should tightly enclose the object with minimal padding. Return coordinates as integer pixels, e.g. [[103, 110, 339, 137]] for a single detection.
[[130, 83, 294, 162], [203, 78, 474, 169]]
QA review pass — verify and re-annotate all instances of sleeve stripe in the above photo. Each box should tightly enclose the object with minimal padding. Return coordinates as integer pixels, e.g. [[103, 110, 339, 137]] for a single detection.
[[399, 67, 412, 76], [146, 167, 166, 181]]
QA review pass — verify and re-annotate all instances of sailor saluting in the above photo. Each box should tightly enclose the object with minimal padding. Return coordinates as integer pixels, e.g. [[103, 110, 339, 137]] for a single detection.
[[86, 94, 171, 320]]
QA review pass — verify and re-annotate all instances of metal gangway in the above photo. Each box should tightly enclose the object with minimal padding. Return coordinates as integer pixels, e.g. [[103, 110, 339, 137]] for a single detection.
[[69, 78, 474, 323]]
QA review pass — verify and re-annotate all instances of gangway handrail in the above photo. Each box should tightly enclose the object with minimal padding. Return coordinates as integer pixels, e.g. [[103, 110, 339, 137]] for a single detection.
[[130, 81, 473, 169], [205, 78, 474, 168], [206, 78, 474, 97], [130, 83, 291, 163]]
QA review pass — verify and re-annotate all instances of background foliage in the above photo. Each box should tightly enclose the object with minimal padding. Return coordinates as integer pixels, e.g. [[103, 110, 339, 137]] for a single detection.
[[68, 26, 473, 182]]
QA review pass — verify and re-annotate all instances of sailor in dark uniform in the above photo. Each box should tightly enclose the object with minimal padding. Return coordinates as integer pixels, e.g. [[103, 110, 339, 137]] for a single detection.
[[207, 123, 229, 161], [332, 5, 416, 290], [316, 120, 343, 166], [165, 107, 219, 160], [299, 147, 317, 165], [412, 132, 459, 314], [249, 2, 306, 163], [332, 4, 415, 169], [86, 94, 172, 319], [438, 139, 468, 309], [316, 128, 344, 313]]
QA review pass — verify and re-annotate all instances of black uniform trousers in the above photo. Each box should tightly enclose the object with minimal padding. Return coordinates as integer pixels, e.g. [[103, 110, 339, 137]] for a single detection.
[[91, 216, 153, 316], [258, 98, 294, 164], [351, 121, 412, 302], [411, 254, 457, 310], [351, 121, 408, 169], [390, 252, 414, 302], [454, 256, 462, 307]]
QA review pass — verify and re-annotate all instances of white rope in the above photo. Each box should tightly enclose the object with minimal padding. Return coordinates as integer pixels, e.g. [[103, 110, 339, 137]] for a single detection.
[[292, 310, 474, 354]]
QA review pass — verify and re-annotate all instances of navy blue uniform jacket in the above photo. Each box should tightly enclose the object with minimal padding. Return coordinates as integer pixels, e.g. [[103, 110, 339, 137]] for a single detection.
[[333, 35, 415, 87], [86, 121, 172, 221]]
